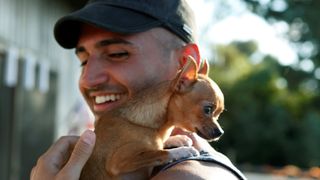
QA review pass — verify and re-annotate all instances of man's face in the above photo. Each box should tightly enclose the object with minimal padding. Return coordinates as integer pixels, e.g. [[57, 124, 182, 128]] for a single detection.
[[76, 25, 180, 118]]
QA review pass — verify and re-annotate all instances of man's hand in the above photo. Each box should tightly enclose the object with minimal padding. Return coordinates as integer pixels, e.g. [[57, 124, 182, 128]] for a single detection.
[[170, 128, 216, 154], [30, 130, 96, 180]]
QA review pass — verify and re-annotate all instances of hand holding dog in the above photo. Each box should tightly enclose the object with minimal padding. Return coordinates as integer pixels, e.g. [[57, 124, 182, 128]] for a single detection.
[[30, 130, 95, 180], [30, 128, 213, 180], [171, 128, 216, 154]]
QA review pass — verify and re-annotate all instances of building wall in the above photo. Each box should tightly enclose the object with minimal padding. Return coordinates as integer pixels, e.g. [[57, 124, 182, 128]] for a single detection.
[[0, 0, 87, 179], [0, 0, 84, 136]]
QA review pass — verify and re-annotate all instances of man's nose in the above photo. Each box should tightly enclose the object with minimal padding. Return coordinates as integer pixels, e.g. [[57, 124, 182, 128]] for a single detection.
[[79, 58, 108, 89]]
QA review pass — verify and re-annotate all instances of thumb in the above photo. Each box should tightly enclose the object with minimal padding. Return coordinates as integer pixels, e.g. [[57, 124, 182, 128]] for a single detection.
[[60, 130, 96, 179]]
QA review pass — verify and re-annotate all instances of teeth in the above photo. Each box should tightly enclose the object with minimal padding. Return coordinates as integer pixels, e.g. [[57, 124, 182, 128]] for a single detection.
[[110, 94, 115, 101], [96, 96, 105, 104], [95, 94, 121, 104]]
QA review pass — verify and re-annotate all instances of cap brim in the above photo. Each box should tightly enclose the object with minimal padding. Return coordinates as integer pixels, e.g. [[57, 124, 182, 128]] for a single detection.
[[54, 3, 162, 49]]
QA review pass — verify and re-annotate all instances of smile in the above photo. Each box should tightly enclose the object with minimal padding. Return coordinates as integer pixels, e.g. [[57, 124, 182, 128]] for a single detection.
[[95, 94, 122, 104]]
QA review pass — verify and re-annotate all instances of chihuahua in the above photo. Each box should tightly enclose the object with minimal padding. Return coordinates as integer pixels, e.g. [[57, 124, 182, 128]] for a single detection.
[[80, 56, 224, 180]]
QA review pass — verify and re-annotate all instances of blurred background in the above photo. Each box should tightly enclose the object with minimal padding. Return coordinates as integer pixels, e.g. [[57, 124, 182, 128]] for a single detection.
[[0, 0, 319, 179]]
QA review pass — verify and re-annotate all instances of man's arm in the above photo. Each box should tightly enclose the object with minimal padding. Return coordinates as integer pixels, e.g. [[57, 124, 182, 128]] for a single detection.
[[30, 128, 243, 180]]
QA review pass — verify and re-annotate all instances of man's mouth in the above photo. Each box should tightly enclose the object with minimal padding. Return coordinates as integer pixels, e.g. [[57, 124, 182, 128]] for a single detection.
[[92, 93, 125, 113], [95, 94, 122, 104]]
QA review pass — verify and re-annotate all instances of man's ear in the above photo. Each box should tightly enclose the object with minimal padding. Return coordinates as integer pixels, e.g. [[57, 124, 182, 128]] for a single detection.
[[173, 56, 198, 93], [198, 59, 209, 76], [179, 43, 201, 68]]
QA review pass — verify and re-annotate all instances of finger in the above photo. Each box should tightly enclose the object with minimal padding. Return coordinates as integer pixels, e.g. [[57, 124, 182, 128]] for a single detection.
[[31, 136, 79, 179], [170, 128, 196, 145], [44, 136, 80, 170], [192, 134, 216, 153], [30, 166, 38, 180], [171, 128, 214, 153], [165, 135, 193, 148], [60, 130, 96, 179], [171, 127, 186, 136]]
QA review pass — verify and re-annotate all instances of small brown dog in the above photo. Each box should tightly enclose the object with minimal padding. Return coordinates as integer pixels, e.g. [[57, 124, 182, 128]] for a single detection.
[[80, 56, 224, 180]]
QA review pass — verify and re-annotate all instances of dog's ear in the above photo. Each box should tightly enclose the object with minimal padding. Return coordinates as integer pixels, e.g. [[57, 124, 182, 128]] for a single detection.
[[172, 56, 198, 93], [198, 59, 209, 76]]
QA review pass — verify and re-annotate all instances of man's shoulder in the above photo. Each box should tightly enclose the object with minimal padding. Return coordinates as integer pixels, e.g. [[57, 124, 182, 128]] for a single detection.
[[151, 150, 247, 180]]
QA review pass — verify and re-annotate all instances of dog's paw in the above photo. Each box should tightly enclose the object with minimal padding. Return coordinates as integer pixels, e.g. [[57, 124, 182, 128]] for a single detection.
[[164, 135, 193, 148], [168, 146, 200, 162]]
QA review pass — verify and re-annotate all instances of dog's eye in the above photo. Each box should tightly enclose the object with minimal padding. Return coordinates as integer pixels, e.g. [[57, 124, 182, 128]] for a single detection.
[[203, 105, 213, 115]]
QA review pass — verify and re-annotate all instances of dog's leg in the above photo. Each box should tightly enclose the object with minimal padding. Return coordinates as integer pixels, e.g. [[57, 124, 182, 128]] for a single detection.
[[107, 148, 169, 176], [107, 145, 199, 176]]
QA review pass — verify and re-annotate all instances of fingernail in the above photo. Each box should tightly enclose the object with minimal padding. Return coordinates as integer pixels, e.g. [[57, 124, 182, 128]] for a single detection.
[[81, 130, 96, 145]]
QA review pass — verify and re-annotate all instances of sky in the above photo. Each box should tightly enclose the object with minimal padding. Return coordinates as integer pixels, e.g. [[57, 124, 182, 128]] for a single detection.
[[188, 0, 298, 66]]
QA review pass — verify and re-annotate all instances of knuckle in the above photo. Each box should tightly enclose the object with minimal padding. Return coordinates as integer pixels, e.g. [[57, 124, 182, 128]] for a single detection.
[[37, 154, 49, 166]]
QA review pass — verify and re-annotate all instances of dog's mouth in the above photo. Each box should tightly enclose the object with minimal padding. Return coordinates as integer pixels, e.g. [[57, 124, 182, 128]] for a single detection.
[[195, 127, 224, 141], [195, 127, 210, 140]]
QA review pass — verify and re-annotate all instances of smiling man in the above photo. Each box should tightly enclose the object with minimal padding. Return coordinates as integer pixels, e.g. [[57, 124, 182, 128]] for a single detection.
[[76, 26, 182, 119], [30, 0, 246, 179]]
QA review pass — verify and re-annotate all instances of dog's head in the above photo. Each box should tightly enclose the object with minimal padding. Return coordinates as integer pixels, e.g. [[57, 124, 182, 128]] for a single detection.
[[169, 56, 224, 141]]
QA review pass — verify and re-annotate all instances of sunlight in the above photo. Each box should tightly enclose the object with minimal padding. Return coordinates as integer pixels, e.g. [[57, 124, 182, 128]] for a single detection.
[[315, 68, 320, 80], [188, 0, 298, 66], [300, 59, 315, 72]]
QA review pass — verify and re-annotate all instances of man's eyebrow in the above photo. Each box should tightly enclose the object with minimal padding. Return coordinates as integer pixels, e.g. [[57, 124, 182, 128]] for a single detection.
[[75, 38, 133, 55], [97, 38, 132, 47]]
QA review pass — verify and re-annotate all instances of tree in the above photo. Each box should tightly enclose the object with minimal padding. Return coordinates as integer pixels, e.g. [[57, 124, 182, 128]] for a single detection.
[[209, 41, 320, 168], [241, 0, 320, 89]]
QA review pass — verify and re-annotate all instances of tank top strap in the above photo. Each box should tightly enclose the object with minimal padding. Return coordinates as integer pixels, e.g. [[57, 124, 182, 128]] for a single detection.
[[151, 150, 247, 180]]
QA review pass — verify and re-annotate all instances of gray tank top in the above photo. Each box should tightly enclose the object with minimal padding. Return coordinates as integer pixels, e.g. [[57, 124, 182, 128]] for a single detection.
[[151, 150, 247, 180]]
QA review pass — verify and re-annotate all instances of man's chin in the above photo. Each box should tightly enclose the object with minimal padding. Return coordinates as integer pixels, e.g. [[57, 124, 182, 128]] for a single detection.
[[92, 100, 124, 117], [92, 110, 112, 121]]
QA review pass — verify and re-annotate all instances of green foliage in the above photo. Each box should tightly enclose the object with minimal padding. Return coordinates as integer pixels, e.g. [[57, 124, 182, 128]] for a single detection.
[[241, 0, 320, 87], [209, 41, 320, 168]]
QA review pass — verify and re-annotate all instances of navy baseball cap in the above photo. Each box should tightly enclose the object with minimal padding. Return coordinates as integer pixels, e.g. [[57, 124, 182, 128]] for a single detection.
[[54, 0, 197, 49]]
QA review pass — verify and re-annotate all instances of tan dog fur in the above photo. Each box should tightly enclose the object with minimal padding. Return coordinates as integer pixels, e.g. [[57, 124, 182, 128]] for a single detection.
[[80, 56, 224, 180]]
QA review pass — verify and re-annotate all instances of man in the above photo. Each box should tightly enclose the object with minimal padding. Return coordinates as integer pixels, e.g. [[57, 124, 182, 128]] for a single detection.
[[31, 0, 246, 179]]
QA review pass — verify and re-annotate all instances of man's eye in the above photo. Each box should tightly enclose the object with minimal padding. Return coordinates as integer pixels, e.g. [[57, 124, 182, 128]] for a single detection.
[[109, 52, 129, 59], [77, 52, 89, 67], [203, 105, 213, 115], [80, 61, 87, 67]]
